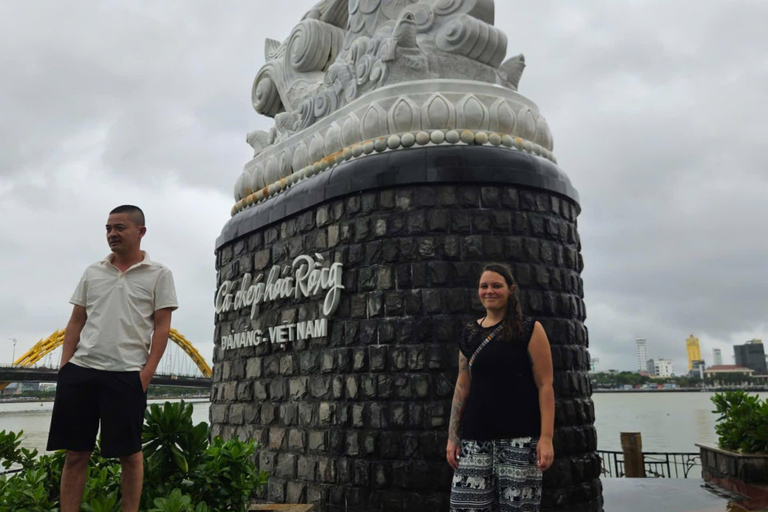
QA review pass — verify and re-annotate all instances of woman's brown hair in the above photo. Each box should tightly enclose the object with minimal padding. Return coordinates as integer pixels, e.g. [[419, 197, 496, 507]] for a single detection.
[[480, 263, 523, 339]]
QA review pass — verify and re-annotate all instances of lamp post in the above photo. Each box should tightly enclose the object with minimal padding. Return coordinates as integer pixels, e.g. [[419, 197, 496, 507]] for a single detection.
[[8, 338, 17, 365]]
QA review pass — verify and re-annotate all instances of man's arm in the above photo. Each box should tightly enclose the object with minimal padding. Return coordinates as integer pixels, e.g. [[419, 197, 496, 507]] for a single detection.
[[60, 305, 87, 368], [139, 307, 173, 391]]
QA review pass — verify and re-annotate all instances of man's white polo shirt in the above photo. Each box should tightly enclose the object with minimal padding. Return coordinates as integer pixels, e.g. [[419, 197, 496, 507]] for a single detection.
[[69, 252, 178, 372]]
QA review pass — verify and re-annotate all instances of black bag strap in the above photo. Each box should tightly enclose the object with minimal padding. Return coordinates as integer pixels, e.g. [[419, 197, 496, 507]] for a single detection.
[[468, 323, 503, 376]]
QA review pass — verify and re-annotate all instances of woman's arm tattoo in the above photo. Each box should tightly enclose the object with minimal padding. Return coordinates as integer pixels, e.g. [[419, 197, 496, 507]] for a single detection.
[[448, 354, 469, 444]]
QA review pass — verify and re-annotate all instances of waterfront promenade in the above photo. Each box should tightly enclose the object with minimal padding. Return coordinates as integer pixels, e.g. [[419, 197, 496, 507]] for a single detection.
[[4, 393, 768, 510], [603, 478, 768, 512]]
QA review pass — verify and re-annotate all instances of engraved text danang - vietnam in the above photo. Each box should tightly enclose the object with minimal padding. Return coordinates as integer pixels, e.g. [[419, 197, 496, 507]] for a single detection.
[[216, 254, 344, 350]]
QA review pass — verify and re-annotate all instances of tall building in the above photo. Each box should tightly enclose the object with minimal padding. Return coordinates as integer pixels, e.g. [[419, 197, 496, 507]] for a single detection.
[[646, 359, 655, 375], [690, 360, 706, 379], [636, 339, 649, 373], [713, 348, 723, 366], [686, 335, 701, 372], [734, 340, 767, 375], [654, 359, 674, 378]]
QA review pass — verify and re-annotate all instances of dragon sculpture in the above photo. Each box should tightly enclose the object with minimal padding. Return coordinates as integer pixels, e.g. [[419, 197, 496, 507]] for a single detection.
[[235, 0, 551, 216]]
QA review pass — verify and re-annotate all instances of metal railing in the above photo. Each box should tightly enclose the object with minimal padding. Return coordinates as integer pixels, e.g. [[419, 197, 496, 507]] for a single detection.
[[597, 450, 701, 478]]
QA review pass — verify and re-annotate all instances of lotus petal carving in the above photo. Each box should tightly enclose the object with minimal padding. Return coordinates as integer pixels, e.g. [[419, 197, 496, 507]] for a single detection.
[[309, 132, 326, 163], [342, 114, 363, 147], [279, 150, 293, 179], [292, 141, 310, 171], [457, 94, 489, 130], [362, 103, 388, 139], [325, 123, 343, 156], [264, 156, 280, 185], [422, 94, 455, 130], [388, 97, 421, 133], [490, 99, 516, 134], [234, 173, 246, 201], [249, 166, 266, 193], [517, 106, 537, 141]]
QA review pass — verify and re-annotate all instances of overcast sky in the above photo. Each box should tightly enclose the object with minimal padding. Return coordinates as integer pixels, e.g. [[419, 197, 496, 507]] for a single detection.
[[1, 0, 766, 375]]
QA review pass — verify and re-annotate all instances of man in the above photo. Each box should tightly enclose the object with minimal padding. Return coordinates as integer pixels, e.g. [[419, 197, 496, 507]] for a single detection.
[[47, 205, 178, 512]]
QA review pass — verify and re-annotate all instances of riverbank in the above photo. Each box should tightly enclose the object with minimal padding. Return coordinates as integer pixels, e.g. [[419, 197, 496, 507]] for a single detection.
[[0, 394, 209, 404], [594, 387, 768, 393]]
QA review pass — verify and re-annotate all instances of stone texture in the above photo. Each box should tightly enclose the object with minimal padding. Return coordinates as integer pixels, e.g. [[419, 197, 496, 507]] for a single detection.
[[213, 183, 597, 512]]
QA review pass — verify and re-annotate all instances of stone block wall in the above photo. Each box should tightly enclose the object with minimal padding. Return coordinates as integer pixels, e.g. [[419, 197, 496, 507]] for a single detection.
[[212, 182, 601, 512]]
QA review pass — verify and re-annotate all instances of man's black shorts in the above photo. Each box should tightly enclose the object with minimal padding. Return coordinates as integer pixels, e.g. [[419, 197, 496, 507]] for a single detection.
[[47, 362, 147, 458]]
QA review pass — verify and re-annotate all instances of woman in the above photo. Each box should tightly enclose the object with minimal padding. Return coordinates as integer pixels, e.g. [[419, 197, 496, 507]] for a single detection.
[[447, 263, 555, 512]]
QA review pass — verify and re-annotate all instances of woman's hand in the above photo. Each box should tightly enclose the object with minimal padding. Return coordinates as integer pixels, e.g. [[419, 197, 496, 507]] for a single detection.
[[537, 437, 554, 471], [446, 439, 461, 469]]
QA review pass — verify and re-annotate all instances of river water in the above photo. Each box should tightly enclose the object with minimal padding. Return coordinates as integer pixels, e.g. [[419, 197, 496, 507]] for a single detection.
[[0, 399, 211, 454], [1, 392, 766, 454], [592, 391, 768, 452]]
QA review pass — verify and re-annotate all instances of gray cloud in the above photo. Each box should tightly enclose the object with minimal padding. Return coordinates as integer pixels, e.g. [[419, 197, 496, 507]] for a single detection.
[[1, 0, 766, 376]]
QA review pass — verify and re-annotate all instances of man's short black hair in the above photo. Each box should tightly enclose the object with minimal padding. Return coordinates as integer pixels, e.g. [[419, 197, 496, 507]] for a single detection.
[[110, 205, 145, 227]]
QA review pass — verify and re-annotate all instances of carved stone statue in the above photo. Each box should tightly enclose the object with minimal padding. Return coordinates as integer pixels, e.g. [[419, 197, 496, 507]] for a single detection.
[[235, 0, 554, 216]]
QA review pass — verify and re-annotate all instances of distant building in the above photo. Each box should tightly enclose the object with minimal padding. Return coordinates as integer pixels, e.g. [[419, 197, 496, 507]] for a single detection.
[[734, 340, 767, 375], [690, 359, 706, 379], [646, 359, 656, 375], [686, 335, 701, 372], [636, 339, 649, 373], [0, 382, 40, 395], [713, 348, 723, 366], [654, 358, 674, 378], [704, 365, 754, 380]]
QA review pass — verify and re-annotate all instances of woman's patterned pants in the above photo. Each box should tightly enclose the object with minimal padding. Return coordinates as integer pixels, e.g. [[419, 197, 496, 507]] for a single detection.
[[450, 437, 542, 512]]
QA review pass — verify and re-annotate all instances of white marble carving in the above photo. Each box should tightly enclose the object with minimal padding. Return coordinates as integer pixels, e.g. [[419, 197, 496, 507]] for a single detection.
[[233, 0, 559, 215]]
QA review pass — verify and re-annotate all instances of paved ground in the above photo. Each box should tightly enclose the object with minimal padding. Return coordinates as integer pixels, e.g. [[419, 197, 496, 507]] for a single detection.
[[602, 478, 768, 512]]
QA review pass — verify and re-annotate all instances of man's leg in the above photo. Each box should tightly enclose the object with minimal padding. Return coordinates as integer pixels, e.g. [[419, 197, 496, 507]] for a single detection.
[[99, 370, 146, 511], [48, 364, 100, 512], [60, 450, 91, 512], [120, 451, 143, 512]]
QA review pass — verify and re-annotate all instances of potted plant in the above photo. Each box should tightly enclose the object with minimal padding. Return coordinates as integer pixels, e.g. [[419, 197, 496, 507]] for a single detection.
[[696, 391, 768, 491]]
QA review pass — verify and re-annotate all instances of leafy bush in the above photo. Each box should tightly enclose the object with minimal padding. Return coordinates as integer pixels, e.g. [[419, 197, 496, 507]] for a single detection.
[[148, 488, 211, 512], [143, 401, 210, 480], [0, 466, 59, 512], [0, 430, 41, 471], [140, 401, 267, 511], [711, 391, 768, 453], [0, 401, 268, 511], [0, 431, 64, 511]]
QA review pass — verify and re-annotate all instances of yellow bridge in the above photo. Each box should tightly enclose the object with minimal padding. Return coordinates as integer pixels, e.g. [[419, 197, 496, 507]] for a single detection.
[[1, 328, 212, 391]]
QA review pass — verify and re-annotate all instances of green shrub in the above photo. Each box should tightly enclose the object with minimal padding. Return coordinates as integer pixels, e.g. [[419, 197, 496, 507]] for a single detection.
[[140, 401, 268, 511], [711, 391, 768, 453], [143, 401, 210, 478], [0, 401, 268, 511], [0, 430, 40, 471], [148, 488, 211, 512], [0, 466, 59, 512], [0, 430, 63, 511]]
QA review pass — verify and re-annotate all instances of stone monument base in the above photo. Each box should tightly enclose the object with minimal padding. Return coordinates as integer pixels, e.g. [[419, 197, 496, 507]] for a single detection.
[[212, 147, 601, 512]]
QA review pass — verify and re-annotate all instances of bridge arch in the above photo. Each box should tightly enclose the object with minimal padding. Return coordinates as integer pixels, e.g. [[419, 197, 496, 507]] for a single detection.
[[6, 328, 212, 378]]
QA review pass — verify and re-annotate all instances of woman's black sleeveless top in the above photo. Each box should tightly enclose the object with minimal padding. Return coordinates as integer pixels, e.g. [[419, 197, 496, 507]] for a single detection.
[[458, 317, 540, 441]]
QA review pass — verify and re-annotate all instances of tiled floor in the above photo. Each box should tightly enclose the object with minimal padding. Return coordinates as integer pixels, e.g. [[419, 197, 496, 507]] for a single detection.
[[602, 478, 744, 512]]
